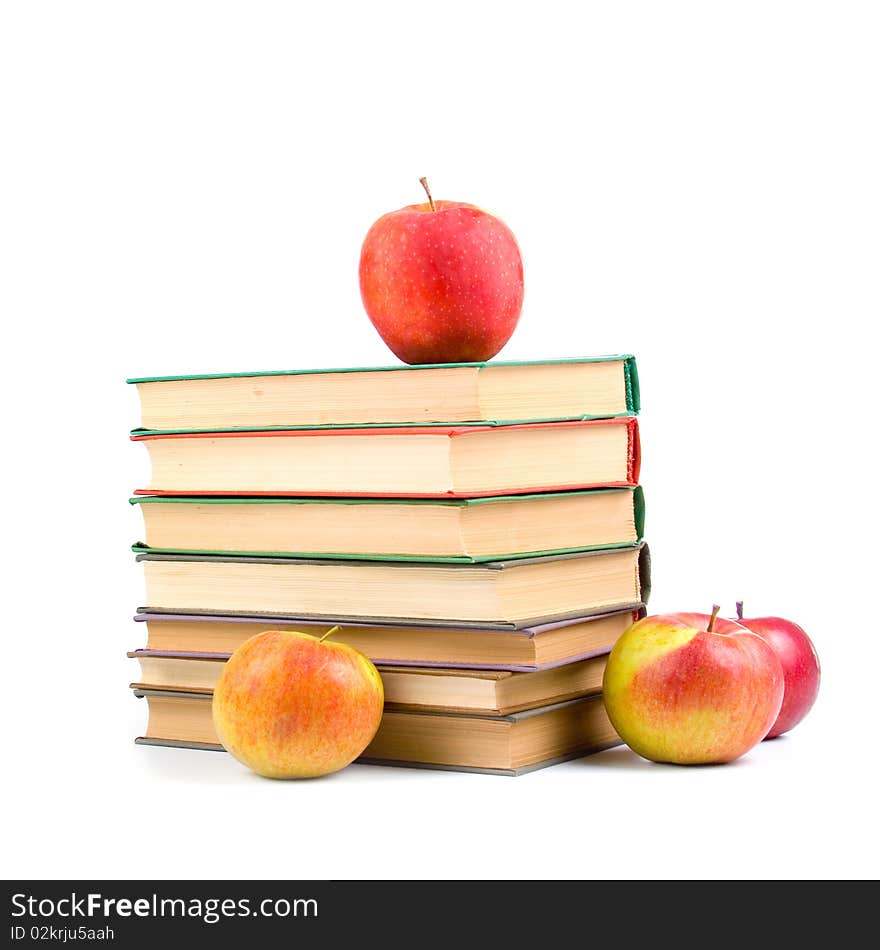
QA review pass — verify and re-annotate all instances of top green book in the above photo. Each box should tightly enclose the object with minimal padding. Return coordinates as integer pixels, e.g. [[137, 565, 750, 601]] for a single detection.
[[128, 356, 639, 430]]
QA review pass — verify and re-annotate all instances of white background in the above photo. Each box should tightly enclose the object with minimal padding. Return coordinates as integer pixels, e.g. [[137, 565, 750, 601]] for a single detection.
[[2, 1, 878, 880]]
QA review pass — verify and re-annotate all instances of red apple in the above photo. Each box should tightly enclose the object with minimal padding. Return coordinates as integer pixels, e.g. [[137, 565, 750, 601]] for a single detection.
[[359, 178, 524, 364], [733, 601, 820, 739], [602, 606, 784, 764], [212, 627, 384, 779]]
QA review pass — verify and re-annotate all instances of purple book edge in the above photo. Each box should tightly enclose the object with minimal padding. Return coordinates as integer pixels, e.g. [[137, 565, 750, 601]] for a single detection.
[[128, 645, 612, 673], [132, 604, 641, 638]]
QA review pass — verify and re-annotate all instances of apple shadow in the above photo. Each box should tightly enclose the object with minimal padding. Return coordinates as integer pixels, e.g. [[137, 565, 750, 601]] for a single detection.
[[570, 745, 751, 771], [136, 745, 245, 784], [137, 744, 360, 785], [136, 744, 450, 784]]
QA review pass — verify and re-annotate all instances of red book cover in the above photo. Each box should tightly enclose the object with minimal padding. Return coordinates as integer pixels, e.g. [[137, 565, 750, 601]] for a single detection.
[[131, 418, 640, 498]]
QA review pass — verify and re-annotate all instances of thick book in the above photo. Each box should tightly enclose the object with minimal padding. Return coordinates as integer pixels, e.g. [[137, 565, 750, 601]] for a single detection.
[[128, 355, 639, 430], [134, 607, 642, 671], [131, 418, 640, 498], [130, 486, 645, 562], [133, 688, 621, 775], [136, 544, 650, 626], [129, 651, 610, 715]]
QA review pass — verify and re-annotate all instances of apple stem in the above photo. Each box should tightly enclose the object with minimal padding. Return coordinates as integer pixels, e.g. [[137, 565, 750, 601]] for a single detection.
[[319, 625, 341, 643], [419, 176, 437, 212], [735, 600, 744, 621], [707, 604, 721, 633]]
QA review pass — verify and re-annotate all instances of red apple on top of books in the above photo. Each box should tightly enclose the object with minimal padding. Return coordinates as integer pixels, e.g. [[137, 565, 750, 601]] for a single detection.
[[212, 628, 384, 779], [602, 606, 784, 764], [732, 601, 821, 739], [359, 178, 524, 364]]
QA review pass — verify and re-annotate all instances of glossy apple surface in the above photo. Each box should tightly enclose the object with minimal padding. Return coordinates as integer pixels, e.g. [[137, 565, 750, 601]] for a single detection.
[[603, 608, 784, 764], [359, 182, 524, 364], [213, 629, 384, 779], [734, 602, 820, 738]]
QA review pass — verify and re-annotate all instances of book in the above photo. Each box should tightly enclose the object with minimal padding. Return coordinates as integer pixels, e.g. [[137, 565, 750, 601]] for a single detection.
[[128, 355, 639, 430], [136, 544, 649, 625], [133, 688, 621, 775], [134, 607, 641, 670], [130, 486, 645, 562], [131, 418, 639, 498], [129, 651, 610, 715]]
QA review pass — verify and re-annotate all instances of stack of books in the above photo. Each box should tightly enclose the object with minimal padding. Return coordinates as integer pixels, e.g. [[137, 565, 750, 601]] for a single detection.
[[128, 356, 650, 775]]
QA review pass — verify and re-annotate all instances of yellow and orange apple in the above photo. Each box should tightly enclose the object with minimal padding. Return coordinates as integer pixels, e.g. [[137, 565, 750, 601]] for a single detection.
[[212, 628, 384, 779], [602, 606, 784, 764]]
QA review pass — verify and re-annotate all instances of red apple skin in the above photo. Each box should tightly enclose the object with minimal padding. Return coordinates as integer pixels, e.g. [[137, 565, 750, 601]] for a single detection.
[[602, 612, 785, 764], [733, 611, 820, 738], [212, 629, 384, 779], [359, 199, 524, 364]]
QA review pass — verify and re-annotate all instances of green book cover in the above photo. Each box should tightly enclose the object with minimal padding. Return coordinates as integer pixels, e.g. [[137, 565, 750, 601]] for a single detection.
[[130, 487, 645, 564], [129, 416, 635, 436], [127, 355, 639, 431], [127, 353, 639, 409]]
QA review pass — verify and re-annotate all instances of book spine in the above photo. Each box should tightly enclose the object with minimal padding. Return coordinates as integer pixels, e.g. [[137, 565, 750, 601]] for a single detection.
[[638, 544, 652, 605], [628, 418, 641, 484], [624, 356, 640, 414], [633, 485, 646, 539]]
